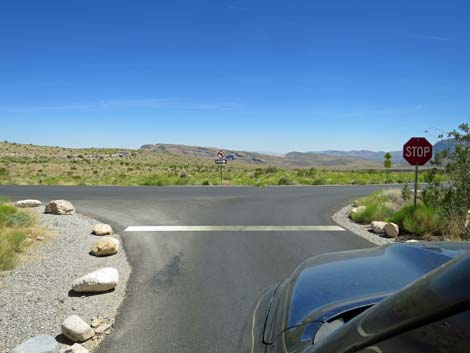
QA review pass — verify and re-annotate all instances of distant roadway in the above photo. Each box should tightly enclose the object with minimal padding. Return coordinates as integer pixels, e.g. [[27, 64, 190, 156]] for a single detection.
[[0, 185, 396, 353]]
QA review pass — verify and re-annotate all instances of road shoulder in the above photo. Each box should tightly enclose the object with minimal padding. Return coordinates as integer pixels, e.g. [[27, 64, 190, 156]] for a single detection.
[[0, 207, 131, 353]]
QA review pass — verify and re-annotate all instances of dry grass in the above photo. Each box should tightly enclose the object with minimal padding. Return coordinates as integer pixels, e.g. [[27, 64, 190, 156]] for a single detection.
[[0, 141, 424, 186], [0, 201, 48, 271]]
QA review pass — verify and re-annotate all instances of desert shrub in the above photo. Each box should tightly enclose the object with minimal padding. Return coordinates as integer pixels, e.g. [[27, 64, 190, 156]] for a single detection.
[[401, 184, 412, 201], [278, 176, 294, 185], [140, 175, 165, 186], [0, 199, 32, 270], [382, 189, 407, 211], [354, 191, 383, 207], [5, 212, 34, 228], [312, 177, 326, 185], [390, 204, 443, 237], [351, 203, 394, 224], [265, 166, 279, 174], [352, 190, 397, 224], [424, 123, 470, 239]]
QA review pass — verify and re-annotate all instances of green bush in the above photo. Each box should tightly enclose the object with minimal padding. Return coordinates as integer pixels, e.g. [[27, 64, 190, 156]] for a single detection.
[[351, 190, 398, 224], [278, 176, 294, 185], [390, 204, 443, 236], [351, 203, 394, 224]]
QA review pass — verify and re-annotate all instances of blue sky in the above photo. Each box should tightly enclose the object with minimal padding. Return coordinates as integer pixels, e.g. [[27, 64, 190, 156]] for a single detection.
[[0, 0, 469, 153]]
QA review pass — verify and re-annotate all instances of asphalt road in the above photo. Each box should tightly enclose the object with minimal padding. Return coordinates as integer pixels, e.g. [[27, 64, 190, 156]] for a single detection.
[[0, 185, 394, 353]]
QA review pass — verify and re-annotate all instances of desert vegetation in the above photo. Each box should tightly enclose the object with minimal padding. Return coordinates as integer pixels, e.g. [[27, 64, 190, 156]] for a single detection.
[[0, 142, 436, 186], [351, 123, 470, 241], [0, 198, 43, 270]]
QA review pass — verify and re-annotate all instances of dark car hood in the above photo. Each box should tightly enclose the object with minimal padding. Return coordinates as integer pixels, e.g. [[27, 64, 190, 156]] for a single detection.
[[264, 242, 470, 346]]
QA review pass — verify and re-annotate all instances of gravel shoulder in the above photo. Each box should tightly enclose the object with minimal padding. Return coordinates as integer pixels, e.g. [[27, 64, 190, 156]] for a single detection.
[[332, 204, 394, 246], [0, 207, 131, 353]]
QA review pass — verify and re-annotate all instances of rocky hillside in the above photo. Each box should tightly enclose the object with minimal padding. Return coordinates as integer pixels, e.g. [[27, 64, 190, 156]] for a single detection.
[[140, 144, 388, 169]]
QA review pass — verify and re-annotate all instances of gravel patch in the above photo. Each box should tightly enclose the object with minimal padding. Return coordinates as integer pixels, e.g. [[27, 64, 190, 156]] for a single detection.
[[0, 207, 131, 353], [332, 205, 395, 246]]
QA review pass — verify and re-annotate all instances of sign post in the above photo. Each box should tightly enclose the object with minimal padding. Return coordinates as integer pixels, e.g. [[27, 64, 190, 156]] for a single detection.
[[215, 150, 227, 185], [403, 137, 433, 207]]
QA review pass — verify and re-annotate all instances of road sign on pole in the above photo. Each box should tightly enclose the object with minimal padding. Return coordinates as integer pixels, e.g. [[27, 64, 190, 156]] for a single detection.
[[216, 151, 227, 185], [403, 138, 433, 166], [403, 137, 433, 207]]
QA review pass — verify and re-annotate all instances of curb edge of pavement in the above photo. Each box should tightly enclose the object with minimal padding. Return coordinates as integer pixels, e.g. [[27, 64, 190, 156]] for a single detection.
[[332, 204, 394, 247]]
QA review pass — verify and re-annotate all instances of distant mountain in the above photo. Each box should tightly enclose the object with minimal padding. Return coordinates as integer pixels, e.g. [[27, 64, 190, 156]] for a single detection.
[[307, 139, 456, 165], [307, 150, 406, 165], [141, 140, 456, 169], [141, 144, 388, 169], [433, 139, 457, 154], [141, 143, 271, 165]]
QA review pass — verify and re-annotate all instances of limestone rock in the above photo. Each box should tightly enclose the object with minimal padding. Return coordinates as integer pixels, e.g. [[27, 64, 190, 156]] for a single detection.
[[92, 224, 113, 236], [384, 222, 399, 238], [90, 237, 119, 257], [13, 199, 42, 208], [61, 315, 95, 343], [45, 200, 75, 215], [72, 267, 119, 293], [370, 221, 387, 234]]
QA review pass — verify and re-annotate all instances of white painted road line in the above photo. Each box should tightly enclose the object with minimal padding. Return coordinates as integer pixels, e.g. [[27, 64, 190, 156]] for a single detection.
[[125, 225, 345, 232]]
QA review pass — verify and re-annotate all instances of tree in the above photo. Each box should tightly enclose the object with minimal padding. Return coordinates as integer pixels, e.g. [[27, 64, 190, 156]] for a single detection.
[[428, 123, 470, 239], [384, 153, 392, 183]]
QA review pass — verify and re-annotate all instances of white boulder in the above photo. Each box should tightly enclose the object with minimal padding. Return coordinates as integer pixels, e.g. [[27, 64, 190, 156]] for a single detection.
[[384, 222, 399, 238], [90, 237, 120, 257], [370, 221, 387, 234], [61, 315, 95, 343], [92, 224, 113, 236], [45, 200, 75, 215], [13, 199, 42, 208], [10, 335, 59, 353], [72, 267, 119, 293]]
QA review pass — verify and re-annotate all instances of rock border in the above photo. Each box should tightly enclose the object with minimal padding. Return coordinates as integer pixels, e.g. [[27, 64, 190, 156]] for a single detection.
[[0, 205, 131, 353], [332, 204, 394, 246]]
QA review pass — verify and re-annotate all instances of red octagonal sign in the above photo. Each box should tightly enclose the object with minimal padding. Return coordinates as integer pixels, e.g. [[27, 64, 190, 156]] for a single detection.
[[403, 137, 433, 166]]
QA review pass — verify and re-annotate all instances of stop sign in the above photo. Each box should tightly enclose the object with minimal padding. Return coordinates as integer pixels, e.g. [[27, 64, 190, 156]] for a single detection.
[[403, 137, 433, 166]]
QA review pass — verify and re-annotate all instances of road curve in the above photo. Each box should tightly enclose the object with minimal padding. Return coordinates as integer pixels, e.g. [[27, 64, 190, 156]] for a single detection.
[[0, 185, 391, 353]]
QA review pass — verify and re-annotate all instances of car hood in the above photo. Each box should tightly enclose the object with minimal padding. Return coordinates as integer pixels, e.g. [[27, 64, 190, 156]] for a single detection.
[[264, 242, 470, 346]]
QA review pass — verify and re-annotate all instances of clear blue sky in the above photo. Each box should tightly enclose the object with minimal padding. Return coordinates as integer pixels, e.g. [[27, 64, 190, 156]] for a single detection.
[[0, 0, 469, 153]]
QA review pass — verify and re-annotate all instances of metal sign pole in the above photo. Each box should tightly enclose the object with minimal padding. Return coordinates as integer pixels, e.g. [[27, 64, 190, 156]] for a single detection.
[[220, 164, 223, 185], [414, 165, 418, 208]]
